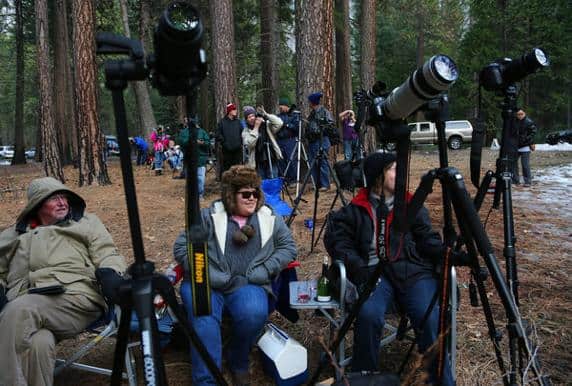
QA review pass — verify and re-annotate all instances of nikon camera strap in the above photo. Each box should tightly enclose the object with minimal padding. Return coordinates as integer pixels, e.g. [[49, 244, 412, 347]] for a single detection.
[[183, 116, 211, 316]]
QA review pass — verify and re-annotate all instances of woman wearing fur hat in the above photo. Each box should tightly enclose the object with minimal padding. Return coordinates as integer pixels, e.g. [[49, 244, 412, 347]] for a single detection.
[[324, 152, 453, 385], [173, 165, 297, 385]]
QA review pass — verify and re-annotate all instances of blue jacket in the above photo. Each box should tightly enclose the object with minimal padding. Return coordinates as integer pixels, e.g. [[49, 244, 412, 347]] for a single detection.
[[133, 136, 148, 152]]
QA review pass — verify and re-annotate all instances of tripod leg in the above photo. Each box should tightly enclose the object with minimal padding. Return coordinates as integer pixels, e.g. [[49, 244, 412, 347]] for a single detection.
[[444, 168, 549, 385], [286, 156, 319, 227], [111, 297, 133, 386]]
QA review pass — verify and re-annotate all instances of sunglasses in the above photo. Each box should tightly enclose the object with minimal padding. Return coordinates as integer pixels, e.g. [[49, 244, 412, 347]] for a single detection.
[[238, 190, 260, 199]]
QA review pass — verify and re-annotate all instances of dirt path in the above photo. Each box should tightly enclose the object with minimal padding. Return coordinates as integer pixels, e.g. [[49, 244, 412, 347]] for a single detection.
[[0, 148, 570, 385]]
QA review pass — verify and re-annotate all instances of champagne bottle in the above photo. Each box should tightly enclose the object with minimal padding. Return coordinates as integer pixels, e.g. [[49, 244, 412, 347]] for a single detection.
[[317, 256, 331, 302]]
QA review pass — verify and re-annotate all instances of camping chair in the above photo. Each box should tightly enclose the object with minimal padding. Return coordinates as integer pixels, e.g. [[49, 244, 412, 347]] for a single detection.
[[54, 304, 139, 386], [261, 177, 294, 218], [330, 260, 458, 382]]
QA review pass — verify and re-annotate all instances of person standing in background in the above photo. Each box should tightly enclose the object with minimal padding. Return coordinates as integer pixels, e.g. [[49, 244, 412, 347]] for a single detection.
[[514, 108, 538, 187], [216, 103, 244, 175]]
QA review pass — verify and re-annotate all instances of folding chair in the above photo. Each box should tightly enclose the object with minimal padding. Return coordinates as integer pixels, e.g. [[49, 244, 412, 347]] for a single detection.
[[54, 304, 139, 386], [331, 260, 458, 382]]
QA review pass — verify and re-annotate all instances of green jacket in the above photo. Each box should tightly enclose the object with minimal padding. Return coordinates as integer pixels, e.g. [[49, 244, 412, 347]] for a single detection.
[[177, 126, 211, 167], [0, 177, 126, 309]]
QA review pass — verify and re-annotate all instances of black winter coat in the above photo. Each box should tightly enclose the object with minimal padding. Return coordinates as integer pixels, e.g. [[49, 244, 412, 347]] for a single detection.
[[517, 116, 537, 148], [324, 188, 443, 288], [216, 116, 243, 152]]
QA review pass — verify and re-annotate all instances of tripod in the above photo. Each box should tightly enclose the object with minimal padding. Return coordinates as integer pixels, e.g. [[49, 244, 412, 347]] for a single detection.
[[309, 100, 550, 386], [282, 112, 315, 198], [286, 131, 347, 253], [104, 78, 227, 386]]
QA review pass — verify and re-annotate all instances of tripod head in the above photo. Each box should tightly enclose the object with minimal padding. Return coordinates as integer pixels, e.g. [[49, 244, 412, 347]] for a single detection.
[[96, 1, 206, 95]]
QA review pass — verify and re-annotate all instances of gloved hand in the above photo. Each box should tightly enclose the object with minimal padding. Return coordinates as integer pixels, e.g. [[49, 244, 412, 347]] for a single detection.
[[95, 268, 124, 303], [0, 285, 7, 312]]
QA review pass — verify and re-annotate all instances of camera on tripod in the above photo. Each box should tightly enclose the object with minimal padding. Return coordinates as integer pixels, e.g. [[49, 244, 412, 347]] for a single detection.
[[479, 48, 549, 92], [354, 54, 459, 143]]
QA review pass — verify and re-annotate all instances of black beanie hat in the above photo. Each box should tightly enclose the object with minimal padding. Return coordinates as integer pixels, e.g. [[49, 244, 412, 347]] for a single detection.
[[363, 152, 397, 188]]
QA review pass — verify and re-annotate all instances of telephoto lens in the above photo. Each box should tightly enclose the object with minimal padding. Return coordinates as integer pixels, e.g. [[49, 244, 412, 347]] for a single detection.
[[383, 54, 459, 120]]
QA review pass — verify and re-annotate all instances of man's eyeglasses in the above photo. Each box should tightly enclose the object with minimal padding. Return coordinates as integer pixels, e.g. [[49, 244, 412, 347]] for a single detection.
[[237, 190, 260, 199]]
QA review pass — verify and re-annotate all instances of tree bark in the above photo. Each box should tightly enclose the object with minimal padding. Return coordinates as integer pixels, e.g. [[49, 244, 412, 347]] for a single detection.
[[360, 0, 377, 152], [35, 0, 64, 181], [54, 0, 76, 165], [335, 0, 352, 130], [12, 0, 26, 165], [295, 0, 335, 116], [260, 0, 278, 110], [72, 0, 110, 186], [210, 0, 238, 119]]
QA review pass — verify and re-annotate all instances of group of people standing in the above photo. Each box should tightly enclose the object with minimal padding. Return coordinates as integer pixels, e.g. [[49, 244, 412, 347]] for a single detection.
[[216, 91, 360, 192]]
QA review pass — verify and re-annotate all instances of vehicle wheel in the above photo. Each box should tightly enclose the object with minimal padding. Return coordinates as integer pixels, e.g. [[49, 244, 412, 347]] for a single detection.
[[448, 136, 462, 150]]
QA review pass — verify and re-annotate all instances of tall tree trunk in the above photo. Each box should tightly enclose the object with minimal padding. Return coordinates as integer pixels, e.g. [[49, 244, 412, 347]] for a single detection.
[[360, 0, 377, 152], [72, 0, 110, 186], [54, 0, 76, 165], [260, 0, 278, 110], [120, 0, 157, 138], [335, 0, 352, 131], [12, 0, 26, 165], [36, 0, 64, 181], [295, 0, 335, 116], [210, 0, 238, 119]]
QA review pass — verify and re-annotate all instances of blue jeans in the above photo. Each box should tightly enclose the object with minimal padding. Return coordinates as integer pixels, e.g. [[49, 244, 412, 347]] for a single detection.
[[514, 151, 532, 185], [136, 149, 147, 165], [308, 136, 331, 188], [197, 166, 206, 197], [180, 282, 268, 385], [353, 277, 454, 386], [343, 139, 359, 161], [154, 150, 164, 171]]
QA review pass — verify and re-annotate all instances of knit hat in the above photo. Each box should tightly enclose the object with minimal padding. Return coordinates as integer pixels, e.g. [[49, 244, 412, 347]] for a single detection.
[[308, 92, 323, 105], [226, 103, 237, 114], [363, 152, 397, 188], [243, 106, 256, 118], [278, 97, 290, 106]]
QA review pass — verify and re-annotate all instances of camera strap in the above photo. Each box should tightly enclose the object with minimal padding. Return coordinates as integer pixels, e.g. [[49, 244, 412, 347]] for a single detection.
[[376, 203, 387, 262]]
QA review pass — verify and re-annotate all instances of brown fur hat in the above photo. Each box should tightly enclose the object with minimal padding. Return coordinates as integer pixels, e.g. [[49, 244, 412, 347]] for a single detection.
[[221, 166, 265, 214]]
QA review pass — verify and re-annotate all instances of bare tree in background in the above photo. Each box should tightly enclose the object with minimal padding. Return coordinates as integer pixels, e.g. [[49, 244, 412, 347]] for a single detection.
[[118, 0, 157, 138], [35, 0, 64, 181], [295, 0, 335, 116], [54, 0, 77, 165], [72, 0, 110, 186], [12, 0, 26, 165], [260, 0, 278, 109], [360, 0, 378, 153]]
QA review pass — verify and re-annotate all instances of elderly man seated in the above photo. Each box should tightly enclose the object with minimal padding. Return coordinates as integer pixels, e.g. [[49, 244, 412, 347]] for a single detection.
[[0, 177, 126, 386]]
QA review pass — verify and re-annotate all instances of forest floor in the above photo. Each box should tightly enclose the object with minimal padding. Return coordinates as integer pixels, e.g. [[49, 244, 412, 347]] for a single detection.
[[0, 146, 570, 385]]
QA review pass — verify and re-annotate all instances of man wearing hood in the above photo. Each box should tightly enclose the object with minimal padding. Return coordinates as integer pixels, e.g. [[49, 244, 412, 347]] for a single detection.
[[0, 177, 126, 386]]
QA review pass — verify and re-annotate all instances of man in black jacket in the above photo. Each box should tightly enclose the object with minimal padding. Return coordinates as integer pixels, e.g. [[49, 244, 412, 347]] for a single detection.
[[324, 152, 453, 385], [514, 108, 538, 187], [216, 103, 244, 174]]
